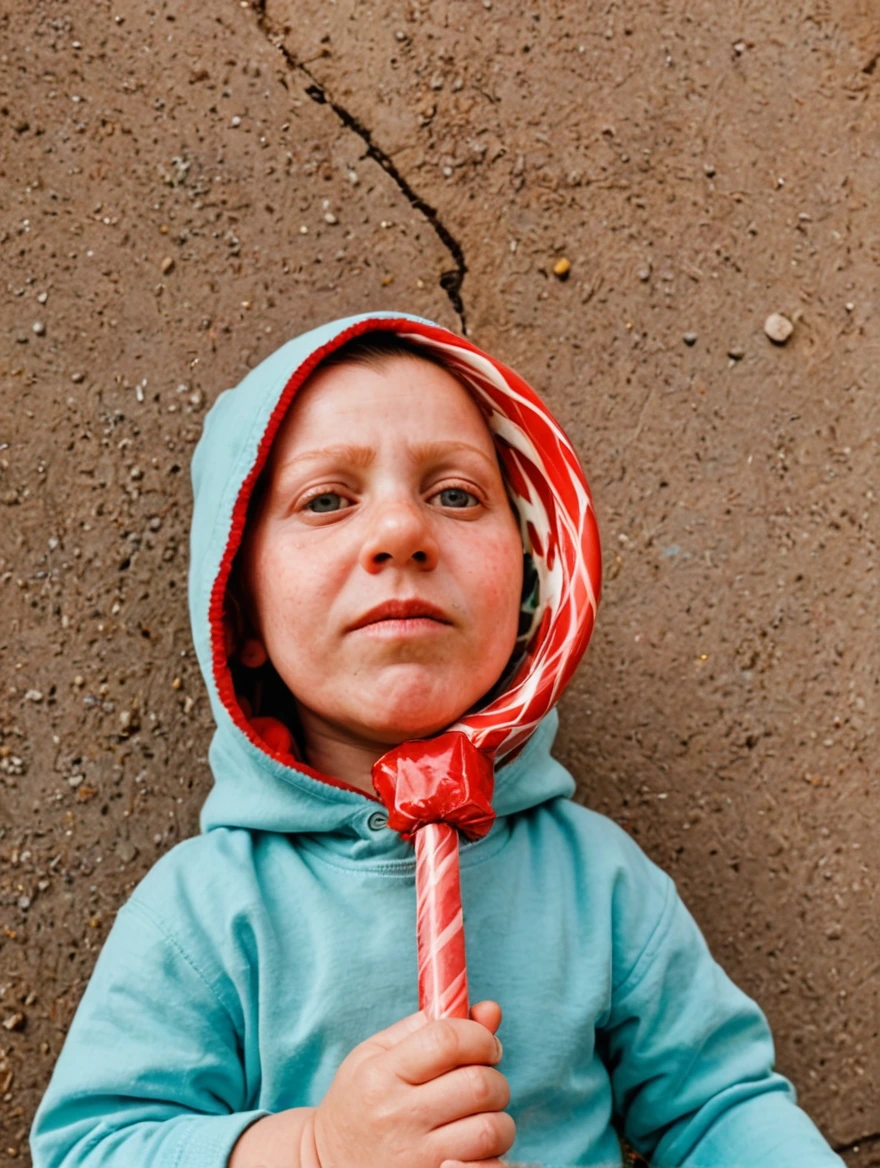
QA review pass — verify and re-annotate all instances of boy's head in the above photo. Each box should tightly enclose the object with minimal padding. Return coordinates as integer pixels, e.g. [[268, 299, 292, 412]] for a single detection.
[[230, 333, 525, 755]]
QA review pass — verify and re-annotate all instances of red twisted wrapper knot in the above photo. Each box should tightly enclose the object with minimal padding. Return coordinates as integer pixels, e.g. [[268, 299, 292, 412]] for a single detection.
[[371, 731, 496, 843]]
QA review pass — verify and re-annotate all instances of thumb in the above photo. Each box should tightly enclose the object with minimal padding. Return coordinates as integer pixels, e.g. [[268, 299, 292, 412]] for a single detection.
[[346, 1007, 431, 1071]]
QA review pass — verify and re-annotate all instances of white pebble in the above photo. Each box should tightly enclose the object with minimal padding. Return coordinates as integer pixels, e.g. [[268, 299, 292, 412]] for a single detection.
[[764, 312, 794, 344]]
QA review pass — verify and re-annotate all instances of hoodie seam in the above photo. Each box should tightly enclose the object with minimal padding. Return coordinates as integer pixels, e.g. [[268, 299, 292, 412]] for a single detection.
[[125, 896, 240, 1026], [610, 872, 676, 997], [296, 819, 513, 876]]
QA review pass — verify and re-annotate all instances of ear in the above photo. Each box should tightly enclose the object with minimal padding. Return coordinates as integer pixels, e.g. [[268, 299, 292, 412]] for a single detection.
[[239, 636, 269, 669]]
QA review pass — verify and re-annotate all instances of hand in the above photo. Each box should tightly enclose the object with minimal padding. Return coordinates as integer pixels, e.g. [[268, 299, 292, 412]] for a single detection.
[[304, 999, 515, 1168]]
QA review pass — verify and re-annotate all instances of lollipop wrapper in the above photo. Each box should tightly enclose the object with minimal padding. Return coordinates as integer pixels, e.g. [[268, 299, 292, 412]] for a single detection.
[[372, 731, 495, 842]]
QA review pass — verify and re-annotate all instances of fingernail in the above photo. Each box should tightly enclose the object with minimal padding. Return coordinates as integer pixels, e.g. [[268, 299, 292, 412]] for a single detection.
[[493, 1036, 503, 1062]]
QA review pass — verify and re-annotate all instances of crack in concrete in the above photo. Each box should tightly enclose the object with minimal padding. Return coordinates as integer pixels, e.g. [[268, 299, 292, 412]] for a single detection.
[[249, 0, 468, 332]]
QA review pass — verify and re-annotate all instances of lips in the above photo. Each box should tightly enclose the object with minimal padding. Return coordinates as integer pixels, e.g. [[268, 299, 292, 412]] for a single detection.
[[348, 598, 453, 631]]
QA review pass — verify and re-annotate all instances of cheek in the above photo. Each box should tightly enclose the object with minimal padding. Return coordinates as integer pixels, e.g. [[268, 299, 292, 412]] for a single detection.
[[465, 531, 523, 635], [251, 535, 330, 644]]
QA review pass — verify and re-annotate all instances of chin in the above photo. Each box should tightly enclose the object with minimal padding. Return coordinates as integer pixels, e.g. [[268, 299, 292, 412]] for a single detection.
[[356, 677, 476, 744], [364, 707, 463, 746]]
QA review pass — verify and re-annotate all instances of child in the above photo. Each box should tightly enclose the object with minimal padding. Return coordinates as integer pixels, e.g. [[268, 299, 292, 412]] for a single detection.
[[30, 312, 844, 1168]]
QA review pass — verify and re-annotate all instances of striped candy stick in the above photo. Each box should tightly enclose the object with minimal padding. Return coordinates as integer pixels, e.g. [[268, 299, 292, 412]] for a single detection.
[[415, 822, 469, 1019], [372, 732, 497, 1021]]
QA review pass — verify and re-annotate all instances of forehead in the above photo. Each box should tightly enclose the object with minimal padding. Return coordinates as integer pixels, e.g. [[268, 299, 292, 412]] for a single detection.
[[265, 354, 497, 469]]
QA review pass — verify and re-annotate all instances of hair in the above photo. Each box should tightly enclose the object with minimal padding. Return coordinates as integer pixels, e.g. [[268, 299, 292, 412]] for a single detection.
[[226, 330, 531, 733]]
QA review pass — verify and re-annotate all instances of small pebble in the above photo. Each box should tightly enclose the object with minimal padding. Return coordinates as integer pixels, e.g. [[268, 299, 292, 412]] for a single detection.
[[36, 291, 48, 304], [231, 115, 242, 128], [683, 332, 698, 346], [32, 321, 45, 336], [553, 257, 572, 279], [323, 211, 338, 225], [161, 256, 175, 274], [703, 163, 716, 177], [71, 372, 85, 383], [764, 312, 794, 344], [637, 265, 651, 281], [728, 347, 745, 361], [2, 1013, 25, 1032]]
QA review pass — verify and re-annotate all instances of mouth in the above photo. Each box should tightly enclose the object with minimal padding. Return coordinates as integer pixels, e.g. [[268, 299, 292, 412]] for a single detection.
[[348, 599, 453, 632]]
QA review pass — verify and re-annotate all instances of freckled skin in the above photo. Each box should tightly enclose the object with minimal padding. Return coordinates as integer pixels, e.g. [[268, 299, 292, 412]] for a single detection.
[[238, 356, 523, 785]]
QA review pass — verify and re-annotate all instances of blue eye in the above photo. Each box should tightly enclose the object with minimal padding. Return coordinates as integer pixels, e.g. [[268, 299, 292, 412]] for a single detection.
[[305, 492, 348, 513], [435, 487, 478, 508]]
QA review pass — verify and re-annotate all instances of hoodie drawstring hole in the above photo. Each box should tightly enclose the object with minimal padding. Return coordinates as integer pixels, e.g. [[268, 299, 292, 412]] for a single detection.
[[367, 811, 389, 832]]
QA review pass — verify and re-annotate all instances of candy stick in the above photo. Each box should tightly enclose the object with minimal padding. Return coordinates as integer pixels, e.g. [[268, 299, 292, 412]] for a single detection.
[[415, 822, 469, 1019], [372, 732, 496, 1022]]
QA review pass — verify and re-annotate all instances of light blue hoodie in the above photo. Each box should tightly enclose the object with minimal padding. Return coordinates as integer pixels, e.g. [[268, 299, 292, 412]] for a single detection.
[[31, 313, 843, 1168]]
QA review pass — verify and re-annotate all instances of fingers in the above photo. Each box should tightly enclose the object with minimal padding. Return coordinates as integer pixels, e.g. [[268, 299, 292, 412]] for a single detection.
[[420, 1063, 510, 1127], [470, 999, 502, 1035], [391, 1016, 504, 1086], [431, 1109, 517, 1164]]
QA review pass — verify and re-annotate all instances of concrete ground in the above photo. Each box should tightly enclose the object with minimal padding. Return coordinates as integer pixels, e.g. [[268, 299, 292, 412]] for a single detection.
[[1, 0, 877, 1162]]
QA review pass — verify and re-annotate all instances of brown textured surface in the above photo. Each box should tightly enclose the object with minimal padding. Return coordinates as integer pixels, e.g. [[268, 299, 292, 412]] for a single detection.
[[1, 0, 877, 1162]]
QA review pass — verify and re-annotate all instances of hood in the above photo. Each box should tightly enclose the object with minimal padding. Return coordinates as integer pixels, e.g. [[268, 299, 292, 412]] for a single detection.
[[189, 312, 601, 836]]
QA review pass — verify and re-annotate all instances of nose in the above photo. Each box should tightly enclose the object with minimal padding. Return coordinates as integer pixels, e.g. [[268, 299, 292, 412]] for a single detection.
[[359, 499, 439, 574]]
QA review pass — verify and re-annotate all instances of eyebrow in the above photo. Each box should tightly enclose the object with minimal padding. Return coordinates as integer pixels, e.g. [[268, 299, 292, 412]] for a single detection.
[[274, 440, 499, 484]]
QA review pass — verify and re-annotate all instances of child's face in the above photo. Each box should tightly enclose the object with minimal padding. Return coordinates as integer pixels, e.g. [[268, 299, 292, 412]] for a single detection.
[[238, 355, 524, 750]]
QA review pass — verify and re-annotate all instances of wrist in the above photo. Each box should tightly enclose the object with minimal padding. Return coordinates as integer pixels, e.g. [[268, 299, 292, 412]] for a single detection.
[[228, 1108, 316, 1168]]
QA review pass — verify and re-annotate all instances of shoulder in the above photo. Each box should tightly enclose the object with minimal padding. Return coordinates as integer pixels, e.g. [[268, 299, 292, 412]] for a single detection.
[[537, 796, 673, 890], [123, 828, 270, 943], [524, 797, 677, 981]]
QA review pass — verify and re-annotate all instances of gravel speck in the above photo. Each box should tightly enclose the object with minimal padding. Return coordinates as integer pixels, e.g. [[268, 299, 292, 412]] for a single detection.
[[764, 312, 794, 344]]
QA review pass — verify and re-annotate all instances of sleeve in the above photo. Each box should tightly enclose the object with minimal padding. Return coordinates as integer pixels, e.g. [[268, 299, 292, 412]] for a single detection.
[[29, 898, 271, 1168], [600, 865, 845, 1168]]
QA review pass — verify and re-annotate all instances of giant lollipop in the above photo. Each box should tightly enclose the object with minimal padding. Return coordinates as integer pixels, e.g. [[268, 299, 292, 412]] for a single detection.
[[370, 324, 602, 1020]]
